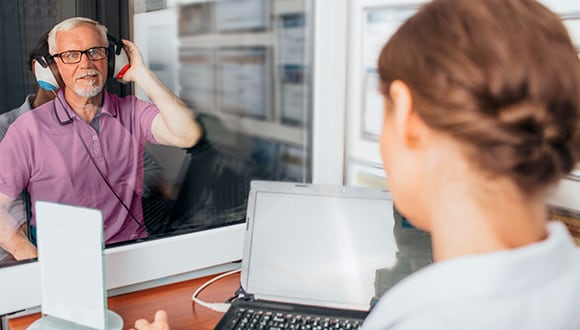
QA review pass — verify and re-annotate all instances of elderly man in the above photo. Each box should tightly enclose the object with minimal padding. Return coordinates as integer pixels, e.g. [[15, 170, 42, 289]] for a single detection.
[[0, 17, 202, 260]]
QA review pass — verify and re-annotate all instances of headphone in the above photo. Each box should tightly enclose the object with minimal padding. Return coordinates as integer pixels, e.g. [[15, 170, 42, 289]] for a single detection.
[[34, 34, 130, 91], [34, 55, 60, 91], [107, 35, 131, 80]]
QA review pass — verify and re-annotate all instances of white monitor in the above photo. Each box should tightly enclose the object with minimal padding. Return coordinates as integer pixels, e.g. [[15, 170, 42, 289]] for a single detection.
[[33, 201, 112, 329]]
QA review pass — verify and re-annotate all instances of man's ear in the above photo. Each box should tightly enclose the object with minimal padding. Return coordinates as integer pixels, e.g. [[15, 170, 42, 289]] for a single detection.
[[389, 80, 428, 148]]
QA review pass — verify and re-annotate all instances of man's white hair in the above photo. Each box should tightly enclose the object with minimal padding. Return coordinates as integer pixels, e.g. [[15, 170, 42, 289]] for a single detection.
[[48, 17, 108, 54]]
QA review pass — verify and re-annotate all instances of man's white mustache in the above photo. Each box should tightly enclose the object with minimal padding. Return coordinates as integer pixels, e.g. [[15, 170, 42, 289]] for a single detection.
[[74, 70, 101, 80]]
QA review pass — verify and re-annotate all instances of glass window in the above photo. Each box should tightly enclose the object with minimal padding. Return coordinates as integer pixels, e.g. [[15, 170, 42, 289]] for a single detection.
[[0, 0, 313, 268], [132, 0, 313, 242]]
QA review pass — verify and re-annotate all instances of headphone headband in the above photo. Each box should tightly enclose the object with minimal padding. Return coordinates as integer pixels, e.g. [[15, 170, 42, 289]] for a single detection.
[[34, 54, 55, 68], [33, 34, 130, 90]]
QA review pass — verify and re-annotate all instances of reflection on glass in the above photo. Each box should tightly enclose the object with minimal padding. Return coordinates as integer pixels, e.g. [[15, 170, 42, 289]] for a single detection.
[[361, 6, 417, 142], [217, 48, 271, 118], [179, 48, 214, 114], [178, 2, 213, 36], [133, 0, 312, 241], [214, 0, 269, 32]]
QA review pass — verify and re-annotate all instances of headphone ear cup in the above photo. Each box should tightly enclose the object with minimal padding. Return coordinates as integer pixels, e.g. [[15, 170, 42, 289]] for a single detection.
[[107, 35, 131, 81], [34, 58, 59, 91], [113, 46, 130, 81], [107, 42, 115, 78]]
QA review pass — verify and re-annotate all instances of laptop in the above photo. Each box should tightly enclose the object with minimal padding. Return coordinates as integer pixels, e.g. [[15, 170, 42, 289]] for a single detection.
[[215, 180, 404, 330]]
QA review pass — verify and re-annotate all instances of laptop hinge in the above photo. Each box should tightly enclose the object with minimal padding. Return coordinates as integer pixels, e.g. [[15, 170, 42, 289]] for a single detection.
[[232, 286, 255, 302]]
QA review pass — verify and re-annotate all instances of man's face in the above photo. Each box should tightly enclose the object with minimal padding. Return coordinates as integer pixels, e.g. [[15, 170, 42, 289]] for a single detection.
[[53, 24, 108, 99]]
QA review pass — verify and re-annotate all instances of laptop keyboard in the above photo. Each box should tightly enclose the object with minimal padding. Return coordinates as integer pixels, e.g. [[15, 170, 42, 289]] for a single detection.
[[229, 307, 363, 330]]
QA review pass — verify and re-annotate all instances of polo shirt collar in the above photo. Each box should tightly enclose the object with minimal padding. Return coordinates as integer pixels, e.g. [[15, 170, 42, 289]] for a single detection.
[[52, 89, 115, 125], [100, 90, 118, 118]]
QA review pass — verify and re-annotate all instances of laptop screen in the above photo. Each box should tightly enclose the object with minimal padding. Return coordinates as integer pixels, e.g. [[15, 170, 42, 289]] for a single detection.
[[242, 181, 398, 311]]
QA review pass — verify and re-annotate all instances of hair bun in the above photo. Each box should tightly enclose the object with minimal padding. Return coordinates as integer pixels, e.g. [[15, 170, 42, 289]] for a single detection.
[[494, 99, 577, 185]]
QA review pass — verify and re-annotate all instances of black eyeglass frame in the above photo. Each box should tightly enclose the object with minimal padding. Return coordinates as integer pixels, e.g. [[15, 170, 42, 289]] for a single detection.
[[51, 47, 109, 64]]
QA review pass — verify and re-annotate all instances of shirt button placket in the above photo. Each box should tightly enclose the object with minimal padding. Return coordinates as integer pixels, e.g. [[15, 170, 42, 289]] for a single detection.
[[92, 135, 100, 154]]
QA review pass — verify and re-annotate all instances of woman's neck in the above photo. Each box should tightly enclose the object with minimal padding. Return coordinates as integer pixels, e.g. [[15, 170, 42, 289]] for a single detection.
[[427, 177, 548, 262]]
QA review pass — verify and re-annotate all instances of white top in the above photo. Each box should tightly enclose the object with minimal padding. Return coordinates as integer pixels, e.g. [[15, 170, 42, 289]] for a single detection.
[[361, 221, 580, 330]]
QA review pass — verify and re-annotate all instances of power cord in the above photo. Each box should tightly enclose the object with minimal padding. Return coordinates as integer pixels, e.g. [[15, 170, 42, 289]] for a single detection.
[[192, 268, 241, 313]]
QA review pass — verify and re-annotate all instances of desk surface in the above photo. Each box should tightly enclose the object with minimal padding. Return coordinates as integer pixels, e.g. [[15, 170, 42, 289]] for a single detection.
[[8, 272, 240, 330]]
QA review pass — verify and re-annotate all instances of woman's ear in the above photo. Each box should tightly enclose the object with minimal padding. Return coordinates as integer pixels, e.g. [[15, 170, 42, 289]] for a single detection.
[[389, 80, 429, 148]]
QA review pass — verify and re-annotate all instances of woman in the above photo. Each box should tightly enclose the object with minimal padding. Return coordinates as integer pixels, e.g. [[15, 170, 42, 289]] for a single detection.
[[363, 0, 580, 328], [132, 0, 580, 329]]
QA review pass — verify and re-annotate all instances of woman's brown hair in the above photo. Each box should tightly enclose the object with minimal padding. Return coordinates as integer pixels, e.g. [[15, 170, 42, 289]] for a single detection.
[[378, 0, 580, 192]]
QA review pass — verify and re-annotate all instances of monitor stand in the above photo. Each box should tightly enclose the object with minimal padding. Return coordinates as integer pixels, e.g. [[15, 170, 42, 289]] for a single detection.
[[27, 310, 123, 330]]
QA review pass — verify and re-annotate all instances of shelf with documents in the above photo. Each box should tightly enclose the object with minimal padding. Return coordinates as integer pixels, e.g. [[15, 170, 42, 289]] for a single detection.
[[134, 0, 312, 184], [175, 0, 311, 148], [344, 0, 580, 191], [206, 112, 305, 146], [180, 32, 273, 48]]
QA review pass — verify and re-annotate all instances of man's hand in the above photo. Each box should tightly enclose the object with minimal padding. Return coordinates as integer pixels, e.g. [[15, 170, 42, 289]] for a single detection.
[[118, 39, 147, 84], [117, 39, 203, 148], [130, 310, 170, 330], [8, 232, 37, 260]]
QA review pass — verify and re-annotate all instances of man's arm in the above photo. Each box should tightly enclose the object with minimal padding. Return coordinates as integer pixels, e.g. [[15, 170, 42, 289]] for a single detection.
[[120, 39, 203, 148], [0, 192, 36, 260]]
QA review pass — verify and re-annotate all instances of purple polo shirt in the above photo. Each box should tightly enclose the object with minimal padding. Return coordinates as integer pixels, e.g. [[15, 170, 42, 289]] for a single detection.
[[0, 90, 159, 244]]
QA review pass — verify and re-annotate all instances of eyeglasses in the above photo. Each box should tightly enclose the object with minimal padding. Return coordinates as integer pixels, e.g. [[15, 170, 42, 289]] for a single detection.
[[52, 47, 108, 64]]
